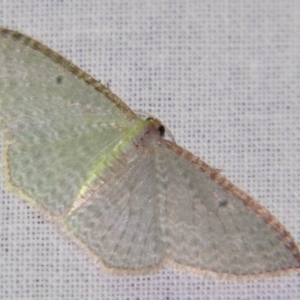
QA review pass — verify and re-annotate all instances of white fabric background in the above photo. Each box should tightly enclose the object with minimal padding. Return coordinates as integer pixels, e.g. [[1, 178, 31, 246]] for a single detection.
[[0, 0, 300, 299]]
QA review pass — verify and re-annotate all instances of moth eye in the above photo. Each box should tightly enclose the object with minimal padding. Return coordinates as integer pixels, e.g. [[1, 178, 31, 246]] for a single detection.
[[158, 125, 165, 136]]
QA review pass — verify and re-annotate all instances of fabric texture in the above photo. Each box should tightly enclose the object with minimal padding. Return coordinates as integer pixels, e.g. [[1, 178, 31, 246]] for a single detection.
[[0, 1, 299, 299]]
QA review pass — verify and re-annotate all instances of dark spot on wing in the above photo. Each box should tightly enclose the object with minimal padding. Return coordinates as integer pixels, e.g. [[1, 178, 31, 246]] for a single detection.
[[56, 75, 63, 84], [218, 199, 228, 207]]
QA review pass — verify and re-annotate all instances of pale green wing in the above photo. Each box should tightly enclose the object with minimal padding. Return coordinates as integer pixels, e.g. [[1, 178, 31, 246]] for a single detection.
[[66, 149, 165, 270], [2, 28, 299, 276], [156, 140, 300, 275], [0, 29, 139, 216]]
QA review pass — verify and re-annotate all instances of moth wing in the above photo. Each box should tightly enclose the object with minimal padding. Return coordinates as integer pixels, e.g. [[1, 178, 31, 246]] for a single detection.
[[66, 151, 165, 270], [0, 29, 137, 216], [155, 140, 300, 275]]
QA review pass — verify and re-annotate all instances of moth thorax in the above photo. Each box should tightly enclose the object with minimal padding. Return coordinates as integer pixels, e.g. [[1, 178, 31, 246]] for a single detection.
[[132, 122, 162, 152]]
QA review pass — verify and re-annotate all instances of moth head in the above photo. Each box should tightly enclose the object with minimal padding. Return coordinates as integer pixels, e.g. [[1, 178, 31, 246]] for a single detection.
[[132, 117, 165, 152]]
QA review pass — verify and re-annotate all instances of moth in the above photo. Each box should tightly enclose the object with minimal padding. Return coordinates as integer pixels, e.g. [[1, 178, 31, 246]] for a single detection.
[[0, 28, 299, 276]]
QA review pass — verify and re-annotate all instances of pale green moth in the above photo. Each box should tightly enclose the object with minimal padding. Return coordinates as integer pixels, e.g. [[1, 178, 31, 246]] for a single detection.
[[0, 28, 299, 276]]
